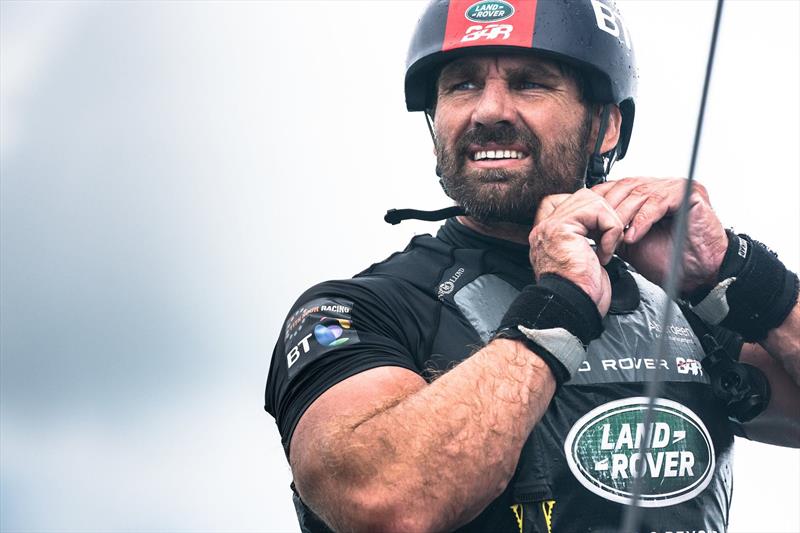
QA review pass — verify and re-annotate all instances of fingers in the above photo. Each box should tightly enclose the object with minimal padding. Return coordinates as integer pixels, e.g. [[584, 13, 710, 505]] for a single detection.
[[593, 178, 706, 244], [534, 193, 572, 225], [585, 194, 625, 265], [530, 190, 622, 316], [622, 191, 675, 244], [591, 177, 658, 208], [537, 189, 624, 265], [598, 221, 624, 265]]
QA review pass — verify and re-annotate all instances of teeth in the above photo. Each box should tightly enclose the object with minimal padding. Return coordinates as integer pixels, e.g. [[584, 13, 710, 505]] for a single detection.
[[473, 149, 526, 161]]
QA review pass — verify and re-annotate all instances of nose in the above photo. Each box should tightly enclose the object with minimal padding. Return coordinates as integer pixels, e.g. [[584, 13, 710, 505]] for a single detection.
[[472, 79, 516, 127]]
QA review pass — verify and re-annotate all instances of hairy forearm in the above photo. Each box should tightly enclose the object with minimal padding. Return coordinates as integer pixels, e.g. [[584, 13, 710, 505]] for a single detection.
[[736, 295, 800, 447], [761, 297, 800, 384], [310, 339, 555, 531]]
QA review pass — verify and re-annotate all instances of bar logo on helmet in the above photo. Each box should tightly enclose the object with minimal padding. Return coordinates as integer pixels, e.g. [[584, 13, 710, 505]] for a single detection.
[[443, 0, 536, 51], [464, 1, 515, 23]]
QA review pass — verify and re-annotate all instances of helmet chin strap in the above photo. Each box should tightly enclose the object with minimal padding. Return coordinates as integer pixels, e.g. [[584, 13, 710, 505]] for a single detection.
[[425, 111, 454, 195], [585, 104, 614, 188], [425, 110, 437, 144]]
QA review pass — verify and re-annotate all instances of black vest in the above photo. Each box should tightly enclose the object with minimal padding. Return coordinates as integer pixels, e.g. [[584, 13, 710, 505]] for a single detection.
[[270, 219, 737, 533]]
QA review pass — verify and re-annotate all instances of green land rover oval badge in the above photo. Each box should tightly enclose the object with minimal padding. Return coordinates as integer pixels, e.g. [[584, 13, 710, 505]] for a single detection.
[[564, 397, 715, 507], [465, 1, 515, 23]]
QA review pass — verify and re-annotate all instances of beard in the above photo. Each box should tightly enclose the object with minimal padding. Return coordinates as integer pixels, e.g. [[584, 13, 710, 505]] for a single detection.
[[435, 113, 593, 225]]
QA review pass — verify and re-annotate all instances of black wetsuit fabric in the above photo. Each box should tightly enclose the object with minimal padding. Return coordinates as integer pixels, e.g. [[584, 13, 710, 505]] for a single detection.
[[265, 219, 741, 533]]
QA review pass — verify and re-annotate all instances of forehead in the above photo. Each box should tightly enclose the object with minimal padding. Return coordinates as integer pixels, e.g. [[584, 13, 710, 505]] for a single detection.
[[438, 53, 564, 79]]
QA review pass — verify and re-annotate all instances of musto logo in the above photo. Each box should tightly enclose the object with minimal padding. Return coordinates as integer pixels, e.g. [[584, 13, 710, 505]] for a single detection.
[[564, 397, 715, 507], [465, 1, 515, 23], [313, 317, 352, 347]]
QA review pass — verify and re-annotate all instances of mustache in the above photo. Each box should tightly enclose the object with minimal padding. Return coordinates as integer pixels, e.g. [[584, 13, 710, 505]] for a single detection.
[[455, 123, 542, 160]]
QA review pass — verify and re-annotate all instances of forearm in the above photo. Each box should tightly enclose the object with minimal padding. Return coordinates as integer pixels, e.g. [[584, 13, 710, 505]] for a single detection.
[[738, 295, 800, 446], [309, 339, 555, 531], [761, 296, 800, 384]]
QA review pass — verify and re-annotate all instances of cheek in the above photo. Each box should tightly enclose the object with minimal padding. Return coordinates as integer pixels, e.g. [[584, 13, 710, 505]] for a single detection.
[[433, 123, 458, 154], [434, 104, 470, 144], [521, 108, 561, 134], [522, 108, 587, 148]]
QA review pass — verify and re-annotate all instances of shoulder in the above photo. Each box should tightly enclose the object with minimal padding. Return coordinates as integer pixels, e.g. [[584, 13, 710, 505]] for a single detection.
[[357, 232, 458, 288], [264, 237, 456, 454]]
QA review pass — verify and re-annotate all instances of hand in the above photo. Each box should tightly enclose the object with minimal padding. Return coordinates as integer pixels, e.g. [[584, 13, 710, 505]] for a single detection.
[[531, 189, 625, 316], [592, 177, 728, 293]]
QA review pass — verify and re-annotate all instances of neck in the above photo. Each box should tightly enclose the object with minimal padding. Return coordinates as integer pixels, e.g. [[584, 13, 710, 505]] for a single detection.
[[455, 216, 531, 245]]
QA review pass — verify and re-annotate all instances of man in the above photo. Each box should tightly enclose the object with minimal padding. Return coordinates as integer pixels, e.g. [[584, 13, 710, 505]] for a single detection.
[[265, 1, 800, 531]]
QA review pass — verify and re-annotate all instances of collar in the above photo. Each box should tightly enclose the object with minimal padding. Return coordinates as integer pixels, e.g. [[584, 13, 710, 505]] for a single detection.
[[436, 218, 532, 267]]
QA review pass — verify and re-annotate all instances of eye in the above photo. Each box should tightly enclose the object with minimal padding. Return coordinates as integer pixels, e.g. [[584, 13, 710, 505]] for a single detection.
[[451, 80, 478, 91], [514, 80, 547, 90]]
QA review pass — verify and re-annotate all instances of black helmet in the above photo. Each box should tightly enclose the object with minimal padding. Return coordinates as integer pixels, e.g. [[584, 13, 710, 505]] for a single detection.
[[405, 0, 637, 159]]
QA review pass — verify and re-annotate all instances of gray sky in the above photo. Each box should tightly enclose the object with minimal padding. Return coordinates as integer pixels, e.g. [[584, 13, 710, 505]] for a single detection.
[[1, 1, 798, 531]]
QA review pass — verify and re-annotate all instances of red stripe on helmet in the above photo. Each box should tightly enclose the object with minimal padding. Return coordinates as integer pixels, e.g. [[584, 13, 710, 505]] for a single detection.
[[442, 0, 537, 52]]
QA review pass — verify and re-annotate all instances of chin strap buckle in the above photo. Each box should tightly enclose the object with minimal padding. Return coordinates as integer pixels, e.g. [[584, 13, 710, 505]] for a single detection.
[[584, 104, 616, 188]]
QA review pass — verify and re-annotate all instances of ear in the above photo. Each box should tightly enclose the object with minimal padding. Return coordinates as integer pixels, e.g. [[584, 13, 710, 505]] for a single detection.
[[598, 105, 622, 154]]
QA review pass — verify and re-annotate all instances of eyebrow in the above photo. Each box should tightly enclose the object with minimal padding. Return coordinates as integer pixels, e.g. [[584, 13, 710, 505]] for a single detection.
[[504, 64, 562, 82], [438, 60, 564, 89], [438, 61, 485, 88]]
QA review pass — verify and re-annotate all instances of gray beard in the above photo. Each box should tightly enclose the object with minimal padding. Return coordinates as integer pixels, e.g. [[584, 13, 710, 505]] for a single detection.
[[435, 116, 593, 225]]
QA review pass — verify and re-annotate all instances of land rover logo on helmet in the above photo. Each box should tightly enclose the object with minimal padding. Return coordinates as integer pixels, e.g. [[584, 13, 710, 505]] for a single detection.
[[564, 397, 715, 507], [465, 1, 515, 23]]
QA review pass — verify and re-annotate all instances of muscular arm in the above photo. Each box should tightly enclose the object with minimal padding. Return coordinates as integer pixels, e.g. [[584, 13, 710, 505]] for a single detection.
[[740, 298, 800, 447], [290, 190, 620, 531], [290, 339, 556, 532], [760, 296, 800, 383]]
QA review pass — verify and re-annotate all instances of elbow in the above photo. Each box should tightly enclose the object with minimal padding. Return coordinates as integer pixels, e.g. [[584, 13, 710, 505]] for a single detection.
[[349, 495, 431, 533], [293, 445, 443, 530], [349, 484, 505, 532], [294, 452, 512, 531], [297, 480, 438, 533]]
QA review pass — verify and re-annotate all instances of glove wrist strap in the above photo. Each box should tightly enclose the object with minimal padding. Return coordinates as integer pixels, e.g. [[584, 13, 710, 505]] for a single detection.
[[690, 231, 799, 341], [494, 274, 603, 386]]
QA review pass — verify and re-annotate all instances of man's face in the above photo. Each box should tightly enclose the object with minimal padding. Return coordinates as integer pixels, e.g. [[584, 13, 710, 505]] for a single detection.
[[433, 54, 594, 225]]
